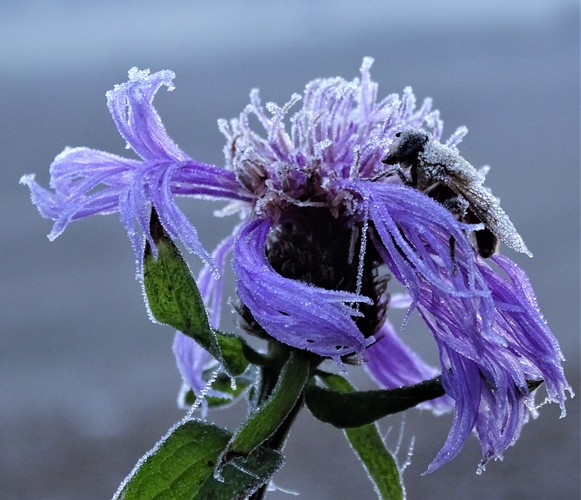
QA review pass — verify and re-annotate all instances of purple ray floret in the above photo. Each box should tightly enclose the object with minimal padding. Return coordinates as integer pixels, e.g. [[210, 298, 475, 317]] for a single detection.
[[21, 68, 248, 275], [233, 218, 372, 358]]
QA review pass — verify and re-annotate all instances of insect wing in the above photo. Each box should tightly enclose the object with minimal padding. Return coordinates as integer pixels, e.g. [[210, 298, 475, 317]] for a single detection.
[[452, 180, 532, 257]]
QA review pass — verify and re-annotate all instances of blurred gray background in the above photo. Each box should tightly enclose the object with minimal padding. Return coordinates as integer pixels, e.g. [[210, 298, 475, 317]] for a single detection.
[[1, 1, 579, 499]]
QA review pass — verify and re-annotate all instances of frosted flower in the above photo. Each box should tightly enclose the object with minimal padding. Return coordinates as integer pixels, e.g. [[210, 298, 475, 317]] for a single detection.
[[22, 58, 571, 472], [21, 68, 249, 276]]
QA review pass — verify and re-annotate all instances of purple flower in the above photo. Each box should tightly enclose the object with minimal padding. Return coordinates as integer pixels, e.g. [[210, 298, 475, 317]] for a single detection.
[[21, 68, 249, 276], [22, 58, 571, 472]]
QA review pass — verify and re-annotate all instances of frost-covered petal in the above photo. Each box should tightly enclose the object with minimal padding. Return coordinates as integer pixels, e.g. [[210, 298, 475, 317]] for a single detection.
[[426, 350, 482, 472], [22, 69, 248, 276], [482, 254, 570, 407], [48, 147, 139, 192], [173, 334, 214, 398], [340, 178, 570, 472], [21, 148, 138, 239], [106, 68, 188, 162], [412, 254, 571, 473], [346, 180, 485, 303], [414, 287, 525, 472], [195, 234, 235, 328], [142, 161, 212, 270], [233, 218, 371, 358], [365, 321, 452, 414], [221, 58, 444, 219]]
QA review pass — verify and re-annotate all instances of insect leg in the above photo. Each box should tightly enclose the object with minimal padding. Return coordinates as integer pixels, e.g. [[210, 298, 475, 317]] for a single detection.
[[449, 235, 458, 274]]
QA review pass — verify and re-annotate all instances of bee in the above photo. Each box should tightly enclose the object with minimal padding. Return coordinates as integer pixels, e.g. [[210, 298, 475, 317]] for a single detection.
[[382, 129, 532, 258]]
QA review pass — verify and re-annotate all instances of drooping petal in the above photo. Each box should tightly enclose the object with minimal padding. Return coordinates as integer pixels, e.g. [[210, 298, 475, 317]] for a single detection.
[[106, 68, 188, 162], [406, 282, 527, 473], [365, 321, 453, 414], [482, 254, 570, 409], [345, 180, 486, 303], [48, 147, 138, 192], [22, 69, 249, 276], [21, 148, 137, 239], [172, 334, 214, 399], [426, 349, 482, 472], [195, 234, 236, 328], [413, 254, 571, 473], [233, 218, 372, 358], [145, 161, 211, 270], [342, 179, 570, 471]]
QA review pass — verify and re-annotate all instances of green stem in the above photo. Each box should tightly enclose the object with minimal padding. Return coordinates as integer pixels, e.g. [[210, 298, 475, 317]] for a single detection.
[[250, 341, 290, 409], [247, 342, 320, 499], [249, 394, 305, 500]]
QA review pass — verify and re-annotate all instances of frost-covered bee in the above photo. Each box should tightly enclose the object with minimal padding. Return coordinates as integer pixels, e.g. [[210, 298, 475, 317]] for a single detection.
[[382, 129, 532, 258]]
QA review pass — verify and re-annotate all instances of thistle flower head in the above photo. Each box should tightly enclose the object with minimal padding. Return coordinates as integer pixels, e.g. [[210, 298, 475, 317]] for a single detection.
[[219, 57, 445, 221], [22, 58, 571, 473]]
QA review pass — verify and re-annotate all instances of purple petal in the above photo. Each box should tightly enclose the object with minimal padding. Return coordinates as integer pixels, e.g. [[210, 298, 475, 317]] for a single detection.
[[223, 58, 446, 196], [233, 218, 371, 358], [172, 333, 214, 396], [21, 148, 137, 239], [195, 234, 235, 328], [106, 68, 188, 162], [342, 179, 570, 471], [416, 254, 571, 472], [426, 350, 482, 472], [146, 161, 213, 271], [48, 147, 138, 191], [484, 254, 570, 407], [346, 180, 485, 302], [22, 67, 249, 277]]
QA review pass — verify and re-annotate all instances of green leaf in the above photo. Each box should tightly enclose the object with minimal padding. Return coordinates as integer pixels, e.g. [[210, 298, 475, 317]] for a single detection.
[[143, 210, 249, 376], [322, 374, 403, 500], [305, 373, 444, 428], [226, 351, 310, 457], [117, 419, 284, 500], [183, 372, 252, 409], [144, 212, 215, 350], [216, 330, 270, 368], [214, 332, 251, 376]]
